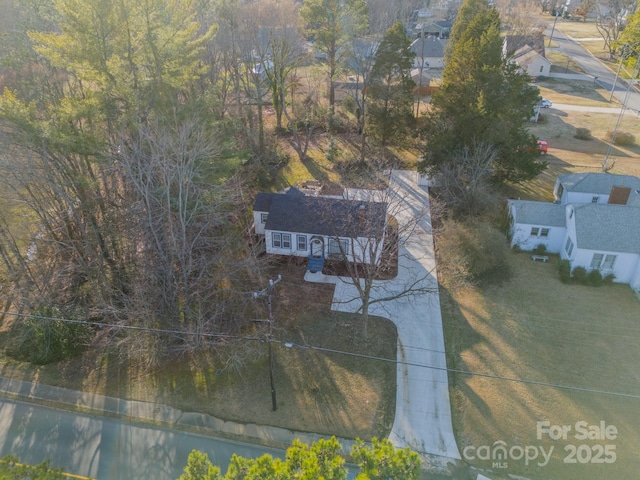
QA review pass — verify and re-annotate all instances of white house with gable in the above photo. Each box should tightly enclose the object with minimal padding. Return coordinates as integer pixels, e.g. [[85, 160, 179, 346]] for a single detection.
[[509, 172, 640, 290], [253, 187, 387, 272]]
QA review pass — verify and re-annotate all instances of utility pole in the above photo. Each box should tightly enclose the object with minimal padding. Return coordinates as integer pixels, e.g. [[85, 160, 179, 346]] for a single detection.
[[254, 274, 282, 411]]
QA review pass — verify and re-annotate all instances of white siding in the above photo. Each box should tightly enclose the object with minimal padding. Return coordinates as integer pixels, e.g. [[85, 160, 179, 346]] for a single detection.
[[253, 210, 268, 234], [510, 222, 565, 253], [264, 229, 384, 265], [570, 249, 640, 284], [565, 192, 609, 204]]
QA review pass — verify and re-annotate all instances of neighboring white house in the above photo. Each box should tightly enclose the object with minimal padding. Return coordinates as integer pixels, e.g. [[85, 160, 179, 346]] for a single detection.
[[508, 172, 640, 290], [510, 45, 552, 78], [253, 188, 387, 271], [410, 36, 447, 70]]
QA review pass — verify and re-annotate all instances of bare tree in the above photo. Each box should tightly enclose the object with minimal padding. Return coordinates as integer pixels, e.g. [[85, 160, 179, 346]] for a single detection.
[[118, 115, 257, 342], [432, 141, 500, 217], [595, 0, 632, 55], [317, 173, 437, 337], [495, 0, 547, 37]]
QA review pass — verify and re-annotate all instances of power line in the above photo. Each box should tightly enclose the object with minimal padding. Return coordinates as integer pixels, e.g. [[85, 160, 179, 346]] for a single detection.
[[3, 310, 640, 400]]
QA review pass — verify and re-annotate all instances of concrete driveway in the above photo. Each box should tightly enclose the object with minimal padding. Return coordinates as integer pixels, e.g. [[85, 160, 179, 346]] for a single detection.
[[306, 170, 461, 466]]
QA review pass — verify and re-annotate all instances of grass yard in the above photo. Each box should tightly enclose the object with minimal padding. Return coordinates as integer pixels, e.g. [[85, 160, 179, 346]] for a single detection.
[[0, 260, 397, 441], [440, 253, 640, 479], [440, 72, 640, 478]]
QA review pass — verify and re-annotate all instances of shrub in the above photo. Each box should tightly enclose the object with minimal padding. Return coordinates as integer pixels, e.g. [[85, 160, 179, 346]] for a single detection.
[[7, 306, 94, 365], [574, 127, 591, 140], [603, 273, 615, 285], [605, 130, 636, 146], [558, 259, 571, 283], [571, 266, 588, 284], [533, 244, 547, 255], [325, 136, 340, 162], [587, 269, 603, 287], [436, 219, 511, 288]]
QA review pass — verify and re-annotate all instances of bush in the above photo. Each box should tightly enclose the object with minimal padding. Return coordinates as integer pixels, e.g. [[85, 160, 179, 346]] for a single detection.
[[603, 273, 615, 285], [558, 259, 571, 283], [605, 130, 636, 146], [574, 127, 592, 140], [436, 219, 512, 288], [587, 269, 603, 287], [533, 244, 547, 255], [7, 306, 94, 365], [325, 136, 340, 162], [571, 266, 588, 284]]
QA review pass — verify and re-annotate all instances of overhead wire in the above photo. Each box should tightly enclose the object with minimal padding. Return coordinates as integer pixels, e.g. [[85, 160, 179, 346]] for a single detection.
[[1, 310, 639, 401]]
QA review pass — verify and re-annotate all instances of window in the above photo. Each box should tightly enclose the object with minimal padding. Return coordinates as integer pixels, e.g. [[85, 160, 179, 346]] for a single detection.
[[260, 213, 268, 224], [297, 235, 307, 251], [272, 233, 290, 249], [328, 238, 349, 256], [539, 65, 544, 73], [540, 228, 550, 237], [272, 233, 281, 248], [565, 237, 574, 257], [602, 254, 616, 270], [590, 253, 617, 270], [592, 196, 599, 203], [590, 253, 604, 269], [530, 227, 540, 236], [282, 234, 291, 249]]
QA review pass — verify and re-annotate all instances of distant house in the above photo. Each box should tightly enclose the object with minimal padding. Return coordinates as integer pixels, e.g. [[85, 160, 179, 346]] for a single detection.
[[508, 173, 640, 290], [511, 45, 552, 77], [503, 34, 546, 58], [253, 188, 387, 272], [413, 21, 452, 39], [410, 36, 447, 70]]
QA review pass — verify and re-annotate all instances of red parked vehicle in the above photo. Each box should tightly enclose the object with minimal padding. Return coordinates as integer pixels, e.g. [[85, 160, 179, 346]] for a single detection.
[[537, 139, 548, 155]]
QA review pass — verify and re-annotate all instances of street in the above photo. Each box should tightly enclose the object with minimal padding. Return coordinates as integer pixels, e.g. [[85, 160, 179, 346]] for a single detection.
[[545, 22, 640, 112], [0, 398, 283, 479]]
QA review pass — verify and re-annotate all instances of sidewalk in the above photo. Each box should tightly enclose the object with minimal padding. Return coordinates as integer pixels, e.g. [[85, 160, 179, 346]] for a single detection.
[[307, 170, 461, 468]]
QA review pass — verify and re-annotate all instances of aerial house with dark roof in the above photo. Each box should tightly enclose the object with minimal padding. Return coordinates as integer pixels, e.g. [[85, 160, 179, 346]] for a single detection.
[[253, 188, 387, 272]]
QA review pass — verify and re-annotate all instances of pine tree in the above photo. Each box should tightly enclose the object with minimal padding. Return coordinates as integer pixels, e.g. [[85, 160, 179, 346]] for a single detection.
[[420, 7, 545, 184], [366, 22, 415, 158]]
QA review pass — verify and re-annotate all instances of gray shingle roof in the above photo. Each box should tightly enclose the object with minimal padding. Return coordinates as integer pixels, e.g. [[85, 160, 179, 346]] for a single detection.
[[410, 37, 446, 58], [573, 204, 640, 254], [558, 173, 640, 196], [254, 193, 387, 238], [509, 200, 566, 227]]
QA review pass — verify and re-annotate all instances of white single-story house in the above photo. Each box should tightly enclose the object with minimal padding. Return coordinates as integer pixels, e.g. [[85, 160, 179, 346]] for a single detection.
[[510, 45, 552, 78], [508, 173, 640, 290], [253, 188, 387, 271]]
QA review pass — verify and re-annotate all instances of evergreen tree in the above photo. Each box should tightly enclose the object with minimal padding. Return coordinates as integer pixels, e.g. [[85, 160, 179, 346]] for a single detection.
[[366, 22, 415, 158], [420, 8, 545, 184], [300, 0, 368, 116]]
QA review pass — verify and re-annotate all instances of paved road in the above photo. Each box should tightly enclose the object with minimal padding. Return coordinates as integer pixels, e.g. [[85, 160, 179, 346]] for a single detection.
[[545, 23, 640, 112], [0, 398, 283, 479]]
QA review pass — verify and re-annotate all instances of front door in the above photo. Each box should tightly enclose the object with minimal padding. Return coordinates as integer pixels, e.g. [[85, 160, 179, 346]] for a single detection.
[[310, 237, 324, 258]]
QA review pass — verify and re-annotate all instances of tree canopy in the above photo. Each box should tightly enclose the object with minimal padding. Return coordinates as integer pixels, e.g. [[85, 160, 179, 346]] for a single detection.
[[420, 6, 546, 184], [300, 0, 369, 109], [366, 22, 415, 156], [179, 437, 421, 480]]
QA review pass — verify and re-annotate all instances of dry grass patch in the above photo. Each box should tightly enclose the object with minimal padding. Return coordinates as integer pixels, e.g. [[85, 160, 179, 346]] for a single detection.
[[440, 252, 640, 479], [554, 19, 601, 38], [0, 261, 397, 441]]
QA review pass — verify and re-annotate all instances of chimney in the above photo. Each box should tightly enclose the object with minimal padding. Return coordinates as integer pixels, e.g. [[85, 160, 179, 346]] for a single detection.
[[608, 185, 631, 205]]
